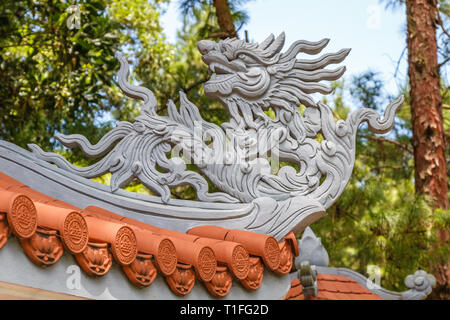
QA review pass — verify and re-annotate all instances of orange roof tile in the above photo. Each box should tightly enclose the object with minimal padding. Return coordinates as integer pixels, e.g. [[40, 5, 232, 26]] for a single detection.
[[285, 274, 384, 300], [188, 225, 281, 271], [0, 171, 297, 298]]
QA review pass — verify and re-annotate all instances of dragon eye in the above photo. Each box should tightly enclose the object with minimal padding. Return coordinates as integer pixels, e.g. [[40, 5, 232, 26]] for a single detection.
[[236, 53, 255, 65]]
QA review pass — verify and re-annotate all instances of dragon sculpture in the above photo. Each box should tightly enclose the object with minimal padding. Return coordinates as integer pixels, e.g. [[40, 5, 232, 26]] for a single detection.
[[28, 33, 403, 238]]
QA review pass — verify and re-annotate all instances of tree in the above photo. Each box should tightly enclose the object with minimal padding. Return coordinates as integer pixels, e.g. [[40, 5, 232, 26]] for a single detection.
[[0, 0, 175, 162], [405, 0, 449, 299], [212, 0, 237, 38], [314, 74, 449, 295], [0, 0, 121, 153], [179, 0, 250, 39], [405, 0, 448, 210], [381, 0, 449, 299]]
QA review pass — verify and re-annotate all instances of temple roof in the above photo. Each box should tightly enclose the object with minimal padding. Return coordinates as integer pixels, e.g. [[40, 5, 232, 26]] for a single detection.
[[286, 274, 384, 300], [286, 226, 436, 301], [0, 168, 436, 300], [0, 171, 297, 298]]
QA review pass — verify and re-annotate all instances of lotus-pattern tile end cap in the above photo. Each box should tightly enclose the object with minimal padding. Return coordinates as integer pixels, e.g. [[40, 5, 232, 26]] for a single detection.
[[204, 266, 233, 297], [122, 253, 157, 288], [20, 227, 63, 266], [298, 260, 318, 299], [402, 270, 436, 300], [166, 263, 196, 296], [75, 242, 113, 277], [275, 238, 294, 275], [240, 257, 264, 290], [295, 227, 329, 268]]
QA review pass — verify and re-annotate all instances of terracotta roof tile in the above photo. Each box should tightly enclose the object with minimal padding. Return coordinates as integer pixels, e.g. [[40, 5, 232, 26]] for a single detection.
[[317, 279, 341, 292], [84, 205, 129, 222], [195, 237, 250, 280], [132, 229, 177, 276], [317, 273, 343, 281], [75, 241, 112, 276], [286, 279, 303, 299], [240, 256, 264, 290], [122, 252, 158, 287], [286, 273, 385, 300], [318, 291, 341, 300], [0, 171, 298, 298], [0, 213, 9, 249], [188, 225, 281, 271], [0, 189, 37, 239]]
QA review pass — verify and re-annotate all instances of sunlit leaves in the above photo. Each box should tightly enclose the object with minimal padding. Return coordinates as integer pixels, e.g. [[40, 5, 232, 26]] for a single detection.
[[313, 73, 448, 291]]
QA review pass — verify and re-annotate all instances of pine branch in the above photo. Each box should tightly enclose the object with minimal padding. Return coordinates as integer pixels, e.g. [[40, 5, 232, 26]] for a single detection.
[[438, 57, 450, 68], [208, 31, 234, 39], [395, 46, 407, 77], [157, 76, 209, 112], [371, 165, 413, 171], [436, 8, 450, 38], [359, 134, 414, 154]]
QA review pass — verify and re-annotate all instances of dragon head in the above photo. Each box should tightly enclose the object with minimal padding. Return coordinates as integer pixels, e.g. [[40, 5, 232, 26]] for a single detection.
[[198, 33, 351, 118]]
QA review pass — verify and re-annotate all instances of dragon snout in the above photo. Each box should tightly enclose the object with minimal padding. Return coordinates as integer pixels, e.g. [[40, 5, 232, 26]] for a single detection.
[[198, 40, 217, 55]]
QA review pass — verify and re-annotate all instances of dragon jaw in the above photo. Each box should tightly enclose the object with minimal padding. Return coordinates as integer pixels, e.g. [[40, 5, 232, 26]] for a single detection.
[[199, 39, 271, 103]]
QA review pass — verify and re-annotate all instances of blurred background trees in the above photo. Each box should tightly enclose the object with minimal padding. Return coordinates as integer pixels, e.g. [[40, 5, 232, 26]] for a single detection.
[[0, 0, 121, 155], [0, 0, 448, 298], [378, 0, 449, 299]]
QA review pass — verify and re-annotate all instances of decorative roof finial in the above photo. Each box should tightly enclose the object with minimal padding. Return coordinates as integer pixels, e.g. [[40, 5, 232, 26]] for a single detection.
[[295, 227, 329, 268]]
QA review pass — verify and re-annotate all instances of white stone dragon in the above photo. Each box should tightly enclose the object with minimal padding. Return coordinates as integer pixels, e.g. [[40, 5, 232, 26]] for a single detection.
[[27, 33, 403, 238]]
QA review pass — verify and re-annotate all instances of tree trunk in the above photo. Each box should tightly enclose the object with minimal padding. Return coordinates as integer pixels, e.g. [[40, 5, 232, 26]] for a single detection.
[[213, 0, 237, 38], [406, 0, 449, 299]]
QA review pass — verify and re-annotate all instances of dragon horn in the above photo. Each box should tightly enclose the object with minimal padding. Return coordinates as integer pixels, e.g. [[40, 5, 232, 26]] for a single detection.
[[259, 33, 275, 50], [263, 32, 285, 58], [280, 38, 330, 63], [115, 52, 157, 115]]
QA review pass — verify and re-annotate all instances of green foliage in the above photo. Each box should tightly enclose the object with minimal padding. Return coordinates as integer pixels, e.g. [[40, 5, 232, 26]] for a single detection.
[[379, 0, 449, 75], [169, 9, 230, 125], [0, 0, 243, 199], [107, 0, 175, 121], [0, 0, 122, 153], [0, 0, 176, 155], [1, 0, 448, 294], [179, 0, 250, 37], [349, 70, 384, 110], [313, 73, 449, 291]]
